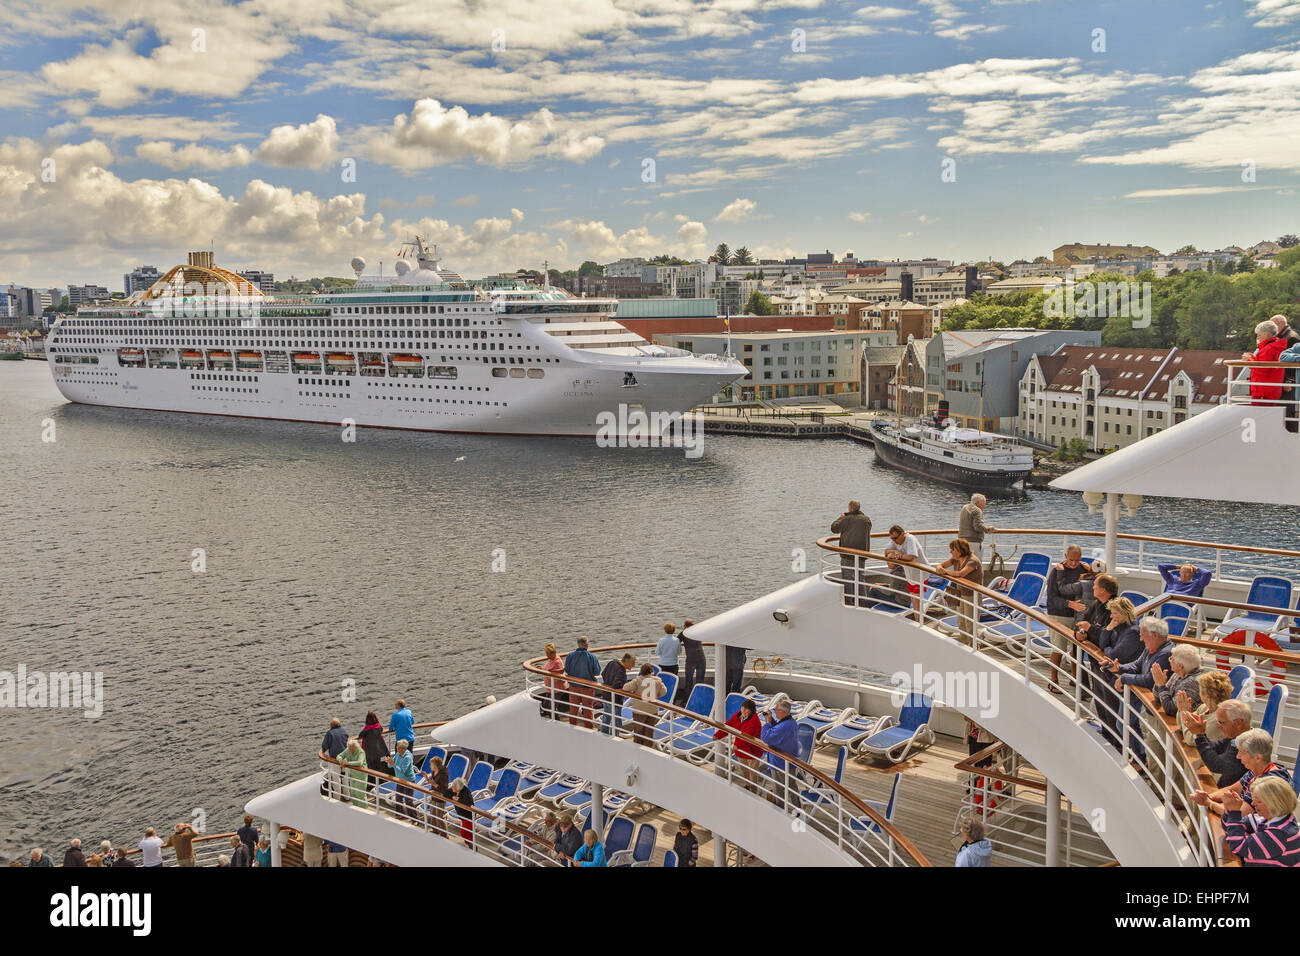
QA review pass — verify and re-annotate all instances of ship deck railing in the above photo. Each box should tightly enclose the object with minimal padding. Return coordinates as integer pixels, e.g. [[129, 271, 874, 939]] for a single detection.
[[316, 756, 563, 867], [1225, 360, 1300, 416], [819, 533, 1254, 867], [521, 648, 931, 867]]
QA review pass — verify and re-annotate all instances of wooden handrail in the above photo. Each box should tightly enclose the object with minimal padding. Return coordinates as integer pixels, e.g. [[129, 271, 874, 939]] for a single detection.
[[120, 830, 239, 859], [952, 742, 1047, 792], [319, 755, 556, 856], [1127, 593, 1300, 665], [839, 528, 1300, 560], [520, 643, 932, 866]]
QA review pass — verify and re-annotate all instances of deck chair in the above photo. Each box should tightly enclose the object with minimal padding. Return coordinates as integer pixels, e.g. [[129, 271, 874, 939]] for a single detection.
[[1120, 590, 1150, 609], [420, 747, 446, 775], [946, 571, 1045, 640], [473, 769, 521, 814], [561, 787, 632, 815], [1161, 601, 1191, 637], [653, 683, 716, 747], [609, 821, 656, 866], [795, 721, 816, 765], [600, 816, 635, 860], [1214, 575, 1293, 637], [671, 693, 749, 759], [663, 850, 679, 867], [740, 687, 783, 714], [1228, 665, 1256, 702], [799, 746, 849, 811], [1260, 684, 1289, 748], [820, 711, 888, 751], [466, 760, 493, 795], [620, 672, 678, 725], [849, 772, 902, 833], [489, 759, 535, 787], [444, 753, 469, 784], [516, 766, 557, 799], [857, 693, 935, 764], [1013, 552, 1052, 580], [799, 704, 855, 740], [536, 773, 585, 806]]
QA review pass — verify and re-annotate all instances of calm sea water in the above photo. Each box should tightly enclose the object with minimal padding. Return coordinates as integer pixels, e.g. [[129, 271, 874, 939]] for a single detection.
[[0, 358, 1294, 860]]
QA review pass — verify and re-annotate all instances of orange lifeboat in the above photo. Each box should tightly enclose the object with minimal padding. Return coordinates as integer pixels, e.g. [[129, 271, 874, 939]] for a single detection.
[[209, 350, 233, 364], [180, 350, 205, 364], [391, 354, 423, 369], [293, 352, 322, 365], [118, 348, 144, 362], [237, 350, 262, 366], [326, 352, 356, 366]]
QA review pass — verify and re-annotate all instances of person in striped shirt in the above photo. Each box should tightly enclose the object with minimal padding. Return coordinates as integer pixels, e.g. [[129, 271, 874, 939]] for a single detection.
[[1222, 777, 1300, 866], [1191, 729, 1291, 815]]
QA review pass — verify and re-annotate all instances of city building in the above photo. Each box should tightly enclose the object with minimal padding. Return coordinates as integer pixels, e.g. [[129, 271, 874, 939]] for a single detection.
[[1151, 255, 1212, 278], [923, 328, 1103, 432], [602, 257, 648, 279], [237, 269, 275, 292], [1019, 346, 1236, 452], [123, 265, 162, 296], [912, 266, 980, 306], [67, 284, 110, 308], [654, 329, 894, 402], [565, 275, 664, 298], [985, 276, 1066, 297], [1052, 242, 1160, 263]]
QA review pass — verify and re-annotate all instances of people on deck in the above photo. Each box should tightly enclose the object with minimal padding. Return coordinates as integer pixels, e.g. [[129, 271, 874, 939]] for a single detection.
[[883, 524, 927, 617], [62, 839, 85, 867], [553, 812, 582, 864], [421, 755, 453, 837], [831, 500, 872, 607], [1157, 563, 1212, 598], [255, 836, 272, 867], [1222, 776, 1300, 866], [138, 828, 164, 867], [163, 822, 199, 866], [336, 738, 370, 807], [714, 697, 764, 788], [319, 717, 349, 797], [325, 838, 348, 867], [390, 699, 415, 754], [679, 618, 705, 703], [541, 642, 567, 720], [229, 835, 252, 867], [1175, 671, 1232, 745], [359, 711, 390, 792], [1144, 643, 1205, 786], [656, 622, 681, 677], [573, 830, 607, 867], [761, 699, 800, 806], [623, 664, 667, 746], [564, 637, 602, 730], [1102, 615, 1172, 754], [237, 814, 260, 857], [1184, 699, 1254, 787], [955, 815, 992, 867], [674, 819, 700, 867], [1191, 728, 1290, 815], [449, 777, 475, 846], [387, 739, 418, 822], [112, 848, 135, 867], [27, 848, 52, 867], [935, 538, 983, 645], [1245, 318, 1286, 405], [958, 494, 996, 561], [725, 645, 748, 695], [600, 652, 635, 736]]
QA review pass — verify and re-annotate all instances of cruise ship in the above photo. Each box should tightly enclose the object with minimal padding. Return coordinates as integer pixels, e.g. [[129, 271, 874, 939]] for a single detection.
[[44, 239, 745, 437], [236, 356, 1300, 868]]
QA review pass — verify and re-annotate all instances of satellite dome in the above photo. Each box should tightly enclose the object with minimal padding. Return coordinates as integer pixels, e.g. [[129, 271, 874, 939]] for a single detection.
[[350, 257, 366, 275], [393, 259, 412, 277]]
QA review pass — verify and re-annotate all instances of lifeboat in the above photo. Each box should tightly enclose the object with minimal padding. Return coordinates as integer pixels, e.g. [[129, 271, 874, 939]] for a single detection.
[[118, 348, 145, 363], [209, 350, 233, 365], [391, 354, 424, 369], [362, 359, 383, 368], [180, 350, 205, 365], [326, 352, 356, 366], [237, 351, 262, 367], [293, 352, 322, 365]]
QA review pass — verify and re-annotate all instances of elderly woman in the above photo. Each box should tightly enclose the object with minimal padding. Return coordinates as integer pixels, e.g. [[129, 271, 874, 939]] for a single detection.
[[1222, 776, 1300, 866], [1088, 598, 1142, 729], [572, 829, 607, 867], [541, 642, 567, 720], [1244, 318, 1286, 404], [935, 538, 983, 647], [336, 737, 370, 808], [955, 815, 992, 867], [1144, 644, 1204, 786], [1191, 728, 1291, 815], [1176, 670, 1232, 745]]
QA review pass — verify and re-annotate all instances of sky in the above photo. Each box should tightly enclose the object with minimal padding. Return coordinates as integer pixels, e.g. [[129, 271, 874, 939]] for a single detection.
[[1, 0, 1299, 288]]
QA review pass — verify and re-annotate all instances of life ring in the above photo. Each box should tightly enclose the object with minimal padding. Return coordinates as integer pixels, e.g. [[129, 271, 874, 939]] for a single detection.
[[752, 656, 784, 677], [1215, 629, 1287, 696], [971, 775, 1004, 816]]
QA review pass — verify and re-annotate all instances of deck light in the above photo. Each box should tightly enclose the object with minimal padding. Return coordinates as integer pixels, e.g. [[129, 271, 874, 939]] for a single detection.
[[773, 609, 790, 624], [1082, 490, 1104, 514]]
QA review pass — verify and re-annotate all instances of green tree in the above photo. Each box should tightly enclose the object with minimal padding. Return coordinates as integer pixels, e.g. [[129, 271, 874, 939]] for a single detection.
[[744, 291, 773, 315], [710, 243, 732, 265], [1175, 244, 1198, 255], [578, 260, 603, 277], [733, 246, 754, 265], [1277, 234, 1298, 248]]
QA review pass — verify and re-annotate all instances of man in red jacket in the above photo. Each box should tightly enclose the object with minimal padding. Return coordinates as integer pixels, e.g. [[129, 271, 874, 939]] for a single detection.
[[714, 698, 763, 791]]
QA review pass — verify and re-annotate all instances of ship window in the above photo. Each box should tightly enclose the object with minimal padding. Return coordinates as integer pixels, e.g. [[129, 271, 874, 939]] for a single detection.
[[527, 368, 543, 379], [509, 368, 525, 378], [492, 367, 507, 377]]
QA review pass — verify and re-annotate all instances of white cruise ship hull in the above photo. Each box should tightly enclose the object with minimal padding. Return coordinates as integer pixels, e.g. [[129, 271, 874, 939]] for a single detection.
[[48, 355, 737, 437]]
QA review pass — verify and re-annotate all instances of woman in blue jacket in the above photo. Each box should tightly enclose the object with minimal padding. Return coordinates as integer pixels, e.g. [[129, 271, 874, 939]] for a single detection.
[[573, 829, 606, 867]]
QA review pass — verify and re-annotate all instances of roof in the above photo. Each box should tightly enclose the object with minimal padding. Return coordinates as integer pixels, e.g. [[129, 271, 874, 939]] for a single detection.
[[934, 328, 1047, 362], [1037, 346, 1236, 403]]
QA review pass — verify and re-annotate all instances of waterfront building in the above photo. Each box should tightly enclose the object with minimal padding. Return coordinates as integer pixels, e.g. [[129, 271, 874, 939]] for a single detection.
[[123, 265, 162, 296], [1018, 345, 1236, 452], [912, 266, 981, 306], [67, 284, 110, 309]]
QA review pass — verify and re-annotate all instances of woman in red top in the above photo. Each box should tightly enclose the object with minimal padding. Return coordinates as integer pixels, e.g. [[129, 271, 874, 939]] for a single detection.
[[714, 698, 764, 791], [1245, 319, 1286, 404], [541, 642, 567, 720]]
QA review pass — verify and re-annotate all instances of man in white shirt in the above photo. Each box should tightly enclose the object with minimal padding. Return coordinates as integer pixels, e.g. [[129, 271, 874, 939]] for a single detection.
[[138, 827, 164, 867], [884, 524, 928, 617]]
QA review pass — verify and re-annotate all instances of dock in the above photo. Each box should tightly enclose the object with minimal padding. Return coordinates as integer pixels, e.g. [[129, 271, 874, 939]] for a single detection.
[[687, 405, 881, 442]]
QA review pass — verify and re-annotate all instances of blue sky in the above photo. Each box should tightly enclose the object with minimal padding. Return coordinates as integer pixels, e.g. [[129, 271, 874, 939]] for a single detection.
[[1, 0, 1298, 288]]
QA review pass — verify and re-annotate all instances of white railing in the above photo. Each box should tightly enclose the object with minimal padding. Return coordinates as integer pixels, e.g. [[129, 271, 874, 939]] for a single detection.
[[1224, 360, 1300, 416], [522, 654, 930, 867], [318, 758, 561, 867], [818, 541, 1223, 866]]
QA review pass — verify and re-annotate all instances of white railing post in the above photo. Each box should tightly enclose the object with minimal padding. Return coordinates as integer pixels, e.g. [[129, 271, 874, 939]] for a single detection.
[[1045, 781, 1061, 866]]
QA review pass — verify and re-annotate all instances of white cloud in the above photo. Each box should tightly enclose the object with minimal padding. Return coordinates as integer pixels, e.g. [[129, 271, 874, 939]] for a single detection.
[[361, 99, 605, 169], [714, 197, 756, 222], [136, 141, 253, 170], [452, 194, 480, 207], [1243, 0, 1300, 27], [1124, 185, 1272, 198], [676, 218, 709, 255], [254, 115, 339, 169], [848, 211, 871, 222]]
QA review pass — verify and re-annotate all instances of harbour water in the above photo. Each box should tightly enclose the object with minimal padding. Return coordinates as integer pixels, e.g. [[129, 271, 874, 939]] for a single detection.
[[1, 359, 1296, 860]]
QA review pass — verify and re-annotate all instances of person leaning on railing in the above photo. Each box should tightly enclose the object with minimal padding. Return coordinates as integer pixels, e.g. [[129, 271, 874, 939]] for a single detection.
[[623, 664, 667, 746], [713, 696, 763, 789], [1144, 644, 1205, 788], [1175, 671, 1232, 746], [1102, 615, 1172, 756], [1183, 698, 1253, 788], [1243, 319, 1286, 406], [540, 642, 567, 720], [162, 823, 199, 867], [1222, 776, 1300, 866], [831, 499, 872, 607], [935, 538, 982, 646], [1191, 729, 1291, 816], [336, 738, 370, 807]]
